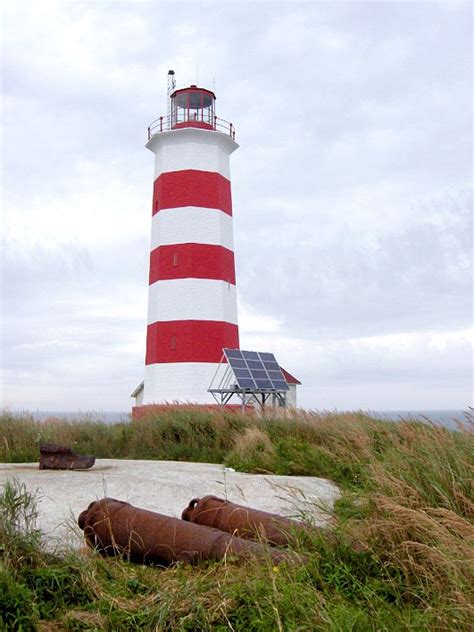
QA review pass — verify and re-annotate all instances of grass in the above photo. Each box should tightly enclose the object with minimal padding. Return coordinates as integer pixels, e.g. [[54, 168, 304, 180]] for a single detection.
[[0, 408, 473, 630]]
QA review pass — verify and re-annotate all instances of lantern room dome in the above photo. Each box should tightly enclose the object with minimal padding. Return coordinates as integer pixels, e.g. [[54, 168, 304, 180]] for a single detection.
[[170, 85, 216, 130]]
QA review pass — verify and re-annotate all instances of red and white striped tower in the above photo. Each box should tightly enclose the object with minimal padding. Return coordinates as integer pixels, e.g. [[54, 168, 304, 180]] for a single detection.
[[143, 81, 239, 404]]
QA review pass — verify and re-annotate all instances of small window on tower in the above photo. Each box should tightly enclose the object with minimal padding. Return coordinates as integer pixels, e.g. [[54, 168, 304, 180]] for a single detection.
[[173, 253, 178, 267], [171, 336, 177, 350]]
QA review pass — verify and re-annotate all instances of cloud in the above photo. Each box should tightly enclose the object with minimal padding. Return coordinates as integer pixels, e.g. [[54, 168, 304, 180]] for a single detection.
[[1, 1, 472, 410], [241, 326, 473, 410], [235, 188, 471, 339], [1, 238, 147, 410]]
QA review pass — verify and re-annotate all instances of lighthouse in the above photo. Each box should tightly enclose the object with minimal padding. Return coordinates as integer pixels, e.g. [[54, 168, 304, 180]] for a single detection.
[[141, 76, 239, 405]]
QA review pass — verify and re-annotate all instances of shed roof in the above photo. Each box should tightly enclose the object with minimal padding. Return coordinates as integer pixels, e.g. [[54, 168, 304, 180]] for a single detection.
[[130, 381, 144, 398], [280, 368, 302, 385]]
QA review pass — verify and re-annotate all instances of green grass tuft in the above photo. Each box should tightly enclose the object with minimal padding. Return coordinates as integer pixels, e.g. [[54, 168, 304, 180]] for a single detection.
[[1, 408, 473, 629]]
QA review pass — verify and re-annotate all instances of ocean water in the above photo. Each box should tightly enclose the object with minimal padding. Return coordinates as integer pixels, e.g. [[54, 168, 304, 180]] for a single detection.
[[21, 410, 131, 424], [17, 409, 471, 430], [372, 409, 470, 431]]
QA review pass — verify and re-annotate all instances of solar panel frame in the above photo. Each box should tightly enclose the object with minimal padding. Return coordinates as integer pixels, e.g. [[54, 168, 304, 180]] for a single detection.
[[223, 349, 290, 392]]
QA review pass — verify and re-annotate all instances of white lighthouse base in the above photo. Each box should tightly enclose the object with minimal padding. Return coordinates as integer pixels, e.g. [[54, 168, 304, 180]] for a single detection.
[[143, 362, 219, 405]]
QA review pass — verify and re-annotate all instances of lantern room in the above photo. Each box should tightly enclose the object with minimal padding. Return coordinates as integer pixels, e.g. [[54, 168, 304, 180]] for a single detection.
[[170, 85, 215, 130]]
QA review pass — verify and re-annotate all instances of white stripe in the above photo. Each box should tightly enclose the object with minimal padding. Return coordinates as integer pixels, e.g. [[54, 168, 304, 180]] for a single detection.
[[144, 362, 221, 404], [151, 207, 234, 251], [146, 128, 238, 180], [147, 279, 238, 325]]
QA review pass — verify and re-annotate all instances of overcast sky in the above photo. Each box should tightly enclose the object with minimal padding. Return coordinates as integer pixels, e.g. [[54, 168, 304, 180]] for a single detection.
[[1, 1, 472, 412]]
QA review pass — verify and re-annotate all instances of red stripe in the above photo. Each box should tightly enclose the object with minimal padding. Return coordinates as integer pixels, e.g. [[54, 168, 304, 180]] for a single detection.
[[152, 170, 232, 216], [149, 244, 236, 285], [146, 320, 239, 364]]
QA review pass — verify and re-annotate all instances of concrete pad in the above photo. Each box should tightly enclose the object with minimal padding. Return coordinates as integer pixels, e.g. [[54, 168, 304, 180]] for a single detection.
[[0, 460, 340, 550]]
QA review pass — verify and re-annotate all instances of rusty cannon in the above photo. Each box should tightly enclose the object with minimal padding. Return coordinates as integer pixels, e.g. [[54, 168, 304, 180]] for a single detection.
[[78, 498, 303, 567], [39, 443, 95, 470], [182, 495, 312, 546]]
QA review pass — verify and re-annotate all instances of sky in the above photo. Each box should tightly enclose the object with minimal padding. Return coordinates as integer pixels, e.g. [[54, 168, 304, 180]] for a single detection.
[[1, 0, 472, 412]]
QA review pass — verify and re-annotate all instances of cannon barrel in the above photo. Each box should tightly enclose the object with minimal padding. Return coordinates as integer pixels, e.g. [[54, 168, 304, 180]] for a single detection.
[[181, 495, 311, 546], [78, 498, 300, 566]]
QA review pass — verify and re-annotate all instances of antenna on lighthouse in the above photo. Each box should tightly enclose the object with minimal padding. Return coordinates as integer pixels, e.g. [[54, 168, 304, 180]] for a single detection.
[[167, 70, 176, 124]]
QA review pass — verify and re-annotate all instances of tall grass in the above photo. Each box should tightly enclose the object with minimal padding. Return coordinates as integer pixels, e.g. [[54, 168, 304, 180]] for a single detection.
[[0, 479, 42, 571], [1, 408, 473, 629], [0, 408, 248, 463]]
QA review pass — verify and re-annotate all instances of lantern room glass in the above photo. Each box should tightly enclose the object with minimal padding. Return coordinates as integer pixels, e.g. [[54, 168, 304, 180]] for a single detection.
[[171, 88, 215, 129]]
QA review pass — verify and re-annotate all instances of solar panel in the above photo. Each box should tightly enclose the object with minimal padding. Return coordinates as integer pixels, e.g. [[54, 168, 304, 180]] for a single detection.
[[230, 359, 247, 369], [271, 380, 289, 390], [237, 378, 256, 389], [247, 360, 265, 370], [263, 361, 280, 371], [242, 350, 259, 360], [268, 370, 284, 380], [225, 349, 243, 359], [255, 379, 273, 390], [234, 368, 252, 378], [224, 349, 290, 391]]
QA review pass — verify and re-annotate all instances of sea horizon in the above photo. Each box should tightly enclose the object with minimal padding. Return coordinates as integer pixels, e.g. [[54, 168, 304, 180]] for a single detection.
[[5, 408, 471, 430]]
